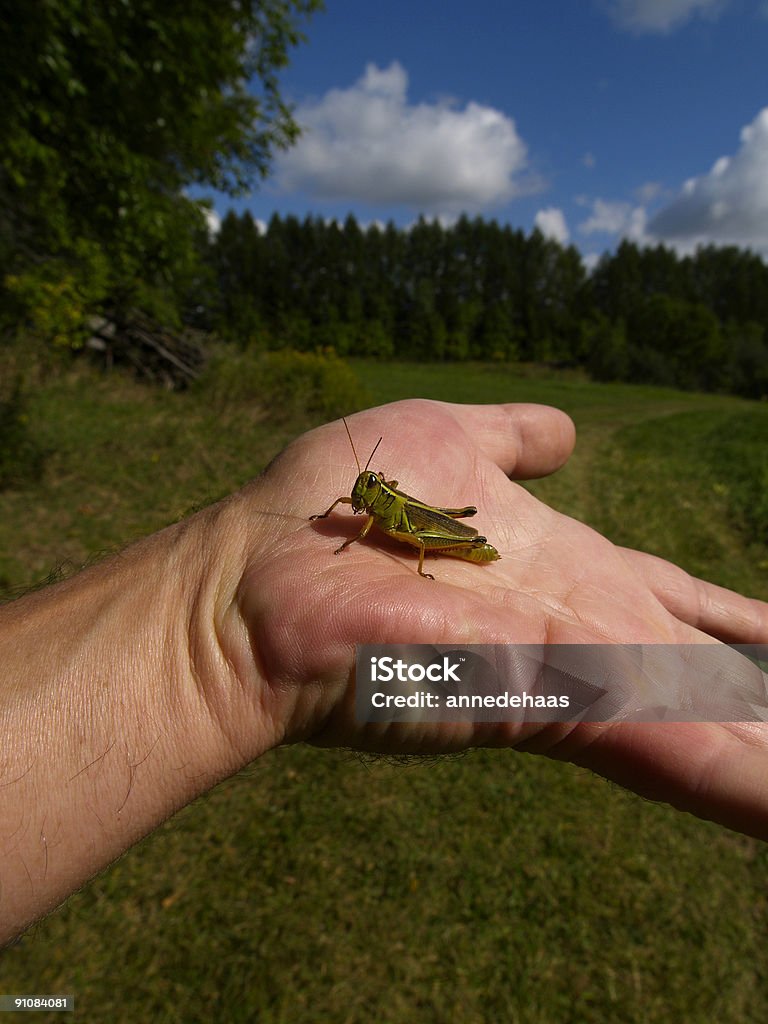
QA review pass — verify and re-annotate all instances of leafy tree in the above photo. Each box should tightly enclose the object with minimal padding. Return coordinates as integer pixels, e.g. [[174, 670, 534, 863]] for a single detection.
[[0, 0, 322, 343], [358, 319, 394, 359], [401, 279, 446, 359], [723, 321, 768, 399], [582, 315, 629, 382], [208, 211, 265, 342], [475, 303, 518, 361], [685, 246, 768, 326], [630, 294, 725, 390], [588, 241, 645, 326]]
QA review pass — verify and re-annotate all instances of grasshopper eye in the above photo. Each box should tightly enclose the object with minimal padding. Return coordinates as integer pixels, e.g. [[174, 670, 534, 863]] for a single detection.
[[365, 472, 377, 488]]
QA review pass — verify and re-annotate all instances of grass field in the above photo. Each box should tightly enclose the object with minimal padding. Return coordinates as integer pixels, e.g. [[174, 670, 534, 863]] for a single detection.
[[1, 356, 767, 1023]]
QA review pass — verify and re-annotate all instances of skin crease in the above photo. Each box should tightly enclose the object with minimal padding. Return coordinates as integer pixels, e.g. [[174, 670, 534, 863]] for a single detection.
[[1, 398, 767, 944]]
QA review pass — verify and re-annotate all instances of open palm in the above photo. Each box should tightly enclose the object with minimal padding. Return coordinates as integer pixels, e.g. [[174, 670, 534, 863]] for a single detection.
[[228, 400, 768, 838]]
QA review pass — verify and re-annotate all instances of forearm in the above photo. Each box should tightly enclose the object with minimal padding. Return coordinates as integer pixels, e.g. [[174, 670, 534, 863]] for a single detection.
[[0, 496, 263, 944]]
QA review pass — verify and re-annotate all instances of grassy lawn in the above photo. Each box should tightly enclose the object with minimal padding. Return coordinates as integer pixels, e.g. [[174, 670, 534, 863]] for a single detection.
[[1, 357, 767, 1023]]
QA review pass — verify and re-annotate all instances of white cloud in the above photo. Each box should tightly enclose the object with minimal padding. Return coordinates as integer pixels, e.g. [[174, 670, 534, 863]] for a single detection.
[[535, 207, 570, 245], [582, 251, 602, 273], [634, 181, 664, 204], [649, 107, 768, 252], [202, 206, 221, 236], [275, 62, 535, 215], [603, 0, 728, 33], [579, 199, 649, 241]]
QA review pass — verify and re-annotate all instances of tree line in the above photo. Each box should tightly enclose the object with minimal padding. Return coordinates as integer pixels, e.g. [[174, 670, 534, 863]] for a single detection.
[[202, 212, 768, 398]]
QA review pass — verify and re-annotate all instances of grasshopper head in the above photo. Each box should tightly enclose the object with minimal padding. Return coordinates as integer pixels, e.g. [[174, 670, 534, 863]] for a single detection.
[[351, 471, 381, 513]]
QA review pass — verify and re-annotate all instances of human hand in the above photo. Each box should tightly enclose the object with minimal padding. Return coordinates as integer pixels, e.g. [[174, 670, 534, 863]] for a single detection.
[[212, 400, 768, 838]]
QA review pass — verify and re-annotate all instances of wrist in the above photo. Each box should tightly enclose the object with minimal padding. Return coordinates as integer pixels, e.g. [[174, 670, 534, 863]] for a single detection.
[[179, 489, 279, 766]]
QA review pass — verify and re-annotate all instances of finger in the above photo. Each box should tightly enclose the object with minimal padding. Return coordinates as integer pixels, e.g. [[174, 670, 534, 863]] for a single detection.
[[620, 547, 768, 643], [448, 402, 576, 479], [556, 720, 768, 842]]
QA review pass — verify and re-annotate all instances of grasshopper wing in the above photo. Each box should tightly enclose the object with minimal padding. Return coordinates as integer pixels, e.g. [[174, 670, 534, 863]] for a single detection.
[[405, 501, 480, 540]]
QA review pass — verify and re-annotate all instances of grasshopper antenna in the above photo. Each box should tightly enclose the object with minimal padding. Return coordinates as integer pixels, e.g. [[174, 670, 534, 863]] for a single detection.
[[363, 436, 383, 472], [343, 416, 382, 474], [342, 417, 362, 475]]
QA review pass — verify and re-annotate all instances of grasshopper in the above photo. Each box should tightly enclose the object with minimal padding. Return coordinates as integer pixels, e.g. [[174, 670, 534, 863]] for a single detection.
[[310, 419, 501, 579]]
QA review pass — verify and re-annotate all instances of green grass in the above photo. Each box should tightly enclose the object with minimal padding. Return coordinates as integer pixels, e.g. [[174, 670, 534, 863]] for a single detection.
[[1, 356, 768, 1023]]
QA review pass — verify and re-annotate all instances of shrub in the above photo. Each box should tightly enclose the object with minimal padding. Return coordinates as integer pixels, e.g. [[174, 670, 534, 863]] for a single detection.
[[3, 239, 110, 350], [197, 346, 371, 423]]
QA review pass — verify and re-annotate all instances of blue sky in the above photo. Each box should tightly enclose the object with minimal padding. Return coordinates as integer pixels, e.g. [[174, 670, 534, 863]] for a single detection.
[[206, 0, 768, 264]]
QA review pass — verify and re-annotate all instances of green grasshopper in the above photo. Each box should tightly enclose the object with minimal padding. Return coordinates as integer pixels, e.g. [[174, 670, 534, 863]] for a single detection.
[[310, 419, 500, 579]]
